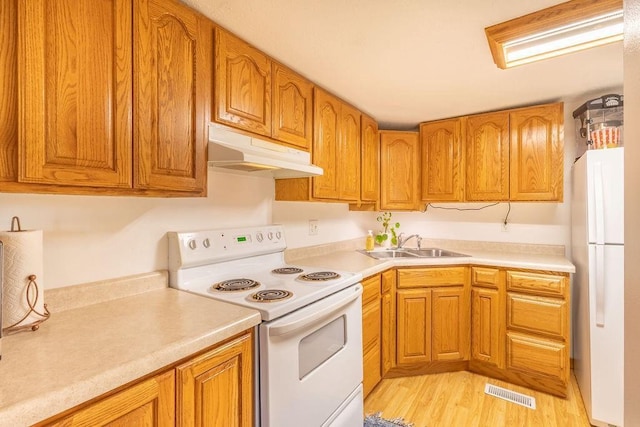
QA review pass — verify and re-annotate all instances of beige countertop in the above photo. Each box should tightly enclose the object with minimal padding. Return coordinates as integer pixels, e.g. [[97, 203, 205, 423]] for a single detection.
[[292, 246, 575, 279], [0, 286, 260, 426]]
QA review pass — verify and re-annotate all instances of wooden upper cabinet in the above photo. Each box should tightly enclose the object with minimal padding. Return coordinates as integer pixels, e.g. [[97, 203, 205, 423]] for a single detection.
[[0, 0, 17, 183], [420, 118, 464, 202], [272, 62, 313, 150], [380, 131, 420, 211], [134, 0, 209, 193], [17, 0, 132, 188], [312, 88, 340, 199], [360, 115, 379, 203], [509, 103, 564, 201], [338, 102, 361, 201], [215, 27, 271, 137], [311, 88, 360, 201], [466, 112, 510, 201]]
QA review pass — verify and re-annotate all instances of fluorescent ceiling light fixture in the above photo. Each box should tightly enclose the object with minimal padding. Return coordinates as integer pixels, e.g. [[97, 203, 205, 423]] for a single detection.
[[485, 0, 623, 69]]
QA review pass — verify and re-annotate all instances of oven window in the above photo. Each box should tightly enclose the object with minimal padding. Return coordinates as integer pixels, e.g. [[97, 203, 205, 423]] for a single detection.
[[298, 315, 346, 379]]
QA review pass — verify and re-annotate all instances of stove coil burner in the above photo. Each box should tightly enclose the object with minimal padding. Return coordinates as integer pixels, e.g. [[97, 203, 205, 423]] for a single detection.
[[298, 271, 341, 282], [251, 289, 293, 302], [211, 278, 260, 292], [272, 267, 304, 275]]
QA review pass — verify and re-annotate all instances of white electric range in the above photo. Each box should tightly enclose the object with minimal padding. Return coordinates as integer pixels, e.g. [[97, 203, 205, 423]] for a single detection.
[[168, 225, 364, 427]]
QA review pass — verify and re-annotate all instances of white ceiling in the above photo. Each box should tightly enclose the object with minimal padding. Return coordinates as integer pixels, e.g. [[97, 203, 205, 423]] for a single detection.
[[184, 0, 623, 129]]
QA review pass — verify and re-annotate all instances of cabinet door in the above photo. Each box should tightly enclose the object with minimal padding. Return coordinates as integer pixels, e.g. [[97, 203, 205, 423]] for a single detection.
[[465, 112, 509, 201], [134, 0, 209, 193], [360, 114, 379, 203], [432, 287, 469, 361], [420, 118, 464, 202], [509, 103, 564, 201], [471, 287, 504, 368], [396, 289, 431, 365], [18, 0, 132, 188], [177, 332, 253, 427], [312, 88, 341, 199], [338, 102, 361, 201], [215, 28, 271, 137], [380, 131, 420, 210], [381, 269, 396, 375], [0, 0, 17, 183], [46, 371, 175, 426], [362, 298, 382, 397], [272, 62, 313, 150]]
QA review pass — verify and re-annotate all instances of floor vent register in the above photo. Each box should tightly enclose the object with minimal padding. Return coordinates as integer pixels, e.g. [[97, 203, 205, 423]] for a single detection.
[[484, 384, 536, 409]]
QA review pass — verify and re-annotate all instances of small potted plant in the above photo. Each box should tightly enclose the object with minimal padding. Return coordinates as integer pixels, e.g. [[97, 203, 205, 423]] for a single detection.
[[375, 212, 400, 247]]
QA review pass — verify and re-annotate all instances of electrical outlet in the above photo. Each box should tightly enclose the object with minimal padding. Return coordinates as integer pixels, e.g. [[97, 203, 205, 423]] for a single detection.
[[309, 219, 319, 235]]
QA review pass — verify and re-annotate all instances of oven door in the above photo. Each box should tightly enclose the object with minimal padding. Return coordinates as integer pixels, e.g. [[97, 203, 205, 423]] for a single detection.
[[259, 283, 363, 427]]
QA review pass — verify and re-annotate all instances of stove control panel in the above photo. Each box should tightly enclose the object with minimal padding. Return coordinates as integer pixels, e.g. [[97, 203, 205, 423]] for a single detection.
[[168, 225, 287, 270]]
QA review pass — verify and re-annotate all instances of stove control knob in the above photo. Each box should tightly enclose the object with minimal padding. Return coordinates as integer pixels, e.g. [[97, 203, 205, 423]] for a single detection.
[[203, 238, 211, 248], [188, 239, 197, 250], [276, 231, 282, 240], [268, 232, 273, 240], [256, 232, 264, 242]]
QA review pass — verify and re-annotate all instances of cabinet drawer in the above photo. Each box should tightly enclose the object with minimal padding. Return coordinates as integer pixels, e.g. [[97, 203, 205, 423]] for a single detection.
[[507, 332, 567, 381], [398, 267, 467, 288], [471, 267, 500, 289], [362, 275, 381, 305], [362, 299, 381, 353], [507, 293, 567, 340], [381, 269, 395, 294], [506, 271, 566, 297]]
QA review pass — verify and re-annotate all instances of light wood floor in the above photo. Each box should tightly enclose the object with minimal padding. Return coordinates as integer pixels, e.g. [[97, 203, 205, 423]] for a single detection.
[[364, 371, 591, 427]]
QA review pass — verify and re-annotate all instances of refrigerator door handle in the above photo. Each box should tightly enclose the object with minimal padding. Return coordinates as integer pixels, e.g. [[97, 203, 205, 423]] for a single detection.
[[595, 244, 605, 327], [593, 161, 606, 245]]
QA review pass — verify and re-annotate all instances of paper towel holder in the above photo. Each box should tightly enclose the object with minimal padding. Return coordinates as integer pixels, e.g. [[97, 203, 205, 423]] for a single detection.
[[2, 216, 50, 334]]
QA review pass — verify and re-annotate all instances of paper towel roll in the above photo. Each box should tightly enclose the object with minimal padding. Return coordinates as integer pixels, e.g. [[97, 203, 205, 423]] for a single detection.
[[0, 230, 45, 329]]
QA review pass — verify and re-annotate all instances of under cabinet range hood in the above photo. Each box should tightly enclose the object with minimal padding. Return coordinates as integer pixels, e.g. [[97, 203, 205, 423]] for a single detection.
[[207, 124, 323, 178]]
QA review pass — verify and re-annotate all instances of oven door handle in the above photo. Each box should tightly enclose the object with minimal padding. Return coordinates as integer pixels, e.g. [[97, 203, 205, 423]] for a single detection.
[[268, 284, 362, 337]]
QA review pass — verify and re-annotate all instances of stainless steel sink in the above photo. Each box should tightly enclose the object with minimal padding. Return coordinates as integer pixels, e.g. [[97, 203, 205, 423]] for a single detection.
[[404, 248, 470, 258], [357, 249, 419, 259], [358, 247, 469, 260]]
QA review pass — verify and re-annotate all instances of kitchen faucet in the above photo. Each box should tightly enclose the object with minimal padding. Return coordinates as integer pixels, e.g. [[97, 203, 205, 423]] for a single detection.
[[396, 233, 422, 249]]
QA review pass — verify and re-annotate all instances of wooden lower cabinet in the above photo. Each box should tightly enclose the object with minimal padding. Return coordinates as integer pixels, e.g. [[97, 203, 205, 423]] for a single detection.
[[467, 267, 570, 397], [397, 289, 432, 365], [362, 274, 382, 397], [432, 287, 469, 361], [383, 265, 570, 397], [394, 267, 469, 373], [470, 266, 505, 369], [44, 371, 175, 427], [177, 332, 253, 427], [38, 330, 253, 427], [380, 269, 396, 376], [471, 287, 504, 369]]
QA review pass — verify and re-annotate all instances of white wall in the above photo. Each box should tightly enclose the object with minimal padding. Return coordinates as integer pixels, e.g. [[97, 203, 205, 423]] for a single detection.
[[275, 91, 622, 252], [0, 171, 273, 289]]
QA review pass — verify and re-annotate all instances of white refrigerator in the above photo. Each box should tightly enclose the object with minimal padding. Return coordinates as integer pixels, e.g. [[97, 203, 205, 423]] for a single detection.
[[571, 147, 624, 427]]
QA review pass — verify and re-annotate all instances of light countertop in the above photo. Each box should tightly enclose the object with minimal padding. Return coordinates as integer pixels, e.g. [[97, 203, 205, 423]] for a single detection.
[[0, 287, 260, 426], [293, 246, 575, 279]]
